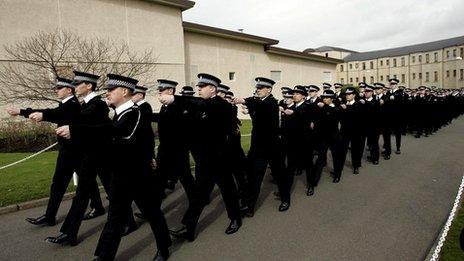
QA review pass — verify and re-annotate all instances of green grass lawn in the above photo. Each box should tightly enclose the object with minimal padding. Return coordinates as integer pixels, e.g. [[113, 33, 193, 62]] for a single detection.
[[441, 203, 464, 260], [0, 120, 251, 207]]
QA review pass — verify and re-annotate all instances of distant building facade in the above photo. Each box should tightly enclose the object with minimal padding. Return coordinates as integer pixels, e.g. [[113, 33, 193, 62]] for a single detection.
[[307, 37, 464, 89]]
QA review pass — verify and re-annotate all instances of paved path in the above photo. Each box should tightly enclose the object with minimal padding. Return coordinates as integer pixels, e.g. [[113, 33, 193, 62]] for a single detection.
[[1, 117, 464, 261]]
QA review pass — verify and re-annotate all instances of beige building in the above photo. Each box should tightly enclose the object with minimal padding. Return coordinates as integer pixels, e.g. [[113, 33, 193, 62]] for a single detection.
[[317, 37, 464, 89], [0, 0, 340, 118]]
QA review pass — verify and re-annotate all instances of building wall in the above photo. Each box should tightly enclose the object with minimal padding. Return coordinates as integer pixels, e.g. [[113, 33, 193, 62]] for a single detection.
[[336, 45, 464, 88], [311, 50, 352, 60], [0, 0, 187, 117], [184, 31, 337, 111]]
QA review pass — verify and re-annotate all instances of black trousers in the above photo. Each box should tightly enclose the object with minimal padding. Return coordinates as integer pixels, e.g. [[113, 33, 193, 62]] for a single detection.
[[314, 135, 342, 179], [381, 127, 392, 156], [60, 153, 111, 237], [339, 132, 363, 169], [392, 126, 402, 151], [226, 133, 248, 201], [181, 148, 241, 231], [366, 132, 380, 162], [157, 145, 195, 203], [95, 168, 171, 260], [244, 141, 286, 208]]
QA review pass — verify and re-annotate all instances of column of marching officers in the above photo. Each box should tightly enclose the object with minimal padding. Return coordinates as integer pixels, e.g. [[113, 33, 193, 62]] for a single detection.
[[6, 71, 464, 261]]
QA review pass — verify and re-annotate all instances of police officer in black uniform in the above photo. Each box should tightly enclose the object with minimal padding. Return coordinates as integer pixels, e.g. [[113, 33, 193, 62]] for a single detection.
[[233, 77, 287, 213], [339, 87, 364, 175], [152, 79, 195, 203], [57, 74, 171, 261], [363, 85, 381, 165], [168, 73, 242, 241], [7, 77, 81, 226], [46, 71, 111, 245]]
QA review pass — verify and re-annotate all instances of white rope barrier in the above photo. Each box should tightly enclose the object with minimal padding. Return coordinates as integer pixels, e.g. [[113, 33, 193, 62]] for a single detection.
[[0, 133, 252, 171], [430, 175, 464, 261], [0, 142, 57, 171]]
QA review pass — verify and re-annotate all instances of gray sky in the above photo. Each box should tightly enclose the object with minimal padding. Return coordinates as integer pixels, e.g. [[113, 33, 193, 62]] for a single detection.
[[183, 0, 464, 53]]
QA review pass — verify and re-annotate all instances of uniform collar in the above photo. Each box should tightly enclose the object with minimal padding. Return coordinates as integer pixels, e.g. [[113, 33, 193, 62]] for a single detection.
[[115, 100, 134, 115], [347, 100, 355, 105], [136, 100, 146, 106], [61, 95, 74, 104], [295, 100, 304, 107], [366, 97, 373, 102], [83, 92, 97, 104]]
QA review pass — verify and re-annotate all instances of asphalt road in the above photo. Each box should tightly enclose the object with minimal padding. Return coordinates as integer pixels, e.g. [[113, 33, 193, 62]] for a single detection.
[[1, 117, 463, 261]]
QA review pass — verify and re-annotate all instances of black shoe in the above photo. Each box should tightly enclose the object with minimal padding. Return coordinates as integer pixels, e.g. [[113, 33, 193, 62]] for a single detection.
[[83, 208, 105, 220], [134, 212, 145, 220], [225, 219, 242, 235], [384, 155, 390, 160], [353, 168, 359, 175], [122, 223, 138, 237], [25, 215, 55, 226], [278, 202, 290, 212], [373, 161, 379, 165], [240, 206, 254, 218], [395, 150, 401, 155], [306, 187, 314, 196], [333, 177, 340, 183], [153, 249, 170, 261], [45, 233, 77, 246], [169, 226, 195, 242]]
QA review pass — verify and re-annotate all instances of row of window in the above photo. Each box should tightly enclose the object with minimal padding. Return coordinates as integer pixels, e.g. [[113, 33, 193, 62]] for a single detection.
[[341, 47, 464, 72], [340, 69, 464, 84]]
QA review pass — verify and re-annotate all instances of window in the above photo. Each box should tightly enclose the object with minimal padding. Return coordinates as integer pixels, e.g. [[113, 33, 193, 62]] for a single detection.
[[386, 59, 390, 66], [323, 72, 332, 82], [355, 63, 359, 69], [434, 52, 438, 62], [453, 49, 456, 57], [460, 69, 463, 80], [393, 58, 397, 67], [419, 73, 422, 79], [270, 70, 282, 82], [412, 73, 416, 80], [350, 77, 353, 83], [387, 75, 390, 80], [362, 62, 366, 70], [380, 75, 384, 81], [325, 53, 329, 57], [434, 71, 438, 82], [401, 57, 405, 66], [401, 74, 405, 83], [446, 70, 450, 78], [362, 76, 366, 82], [341, 78, 344, 84], [356, 77, 359, 83], [380, 60, 384, 66], [370, 76, 374, 83], [460, 48, 463, 58], [393, 74, 397, 80], [412, 56, 415, 63], [229, 72, 236, 81], [453, 70, 457, 77], [446, 50, 450, 58], [426, 72, 429, 82], [418, 55, 422, 62], [370, 61, 374, 69], [426, 54, 429, 63], [340, 65, 344, 72], [349, 63, 353, 70]]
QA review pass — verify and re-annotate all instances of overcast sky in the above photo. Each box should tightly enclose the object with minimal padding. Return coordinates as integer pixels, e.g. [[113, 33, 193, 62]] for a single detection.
[[183, 0, 464, 53]]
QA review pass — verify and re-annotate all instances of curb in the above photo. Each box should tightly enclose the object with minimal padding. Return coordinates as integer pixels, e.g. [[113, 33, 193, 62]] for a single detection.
[[0, 186, 105, 216]]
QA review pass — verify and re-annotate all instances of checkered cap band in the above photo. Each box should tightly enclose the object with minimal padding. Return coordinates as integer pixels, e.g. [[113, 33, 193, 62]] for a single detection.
[[198, 78, 219, 87], [107, 79, 136, 90], [256, 81, 273, 88], [56, 81, 74, 88]]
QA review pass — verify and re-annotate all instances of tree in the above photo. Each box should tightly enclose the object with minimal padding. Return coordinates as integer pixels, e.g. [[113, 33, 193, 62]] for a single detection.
[[0, 30, 158, 103]]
